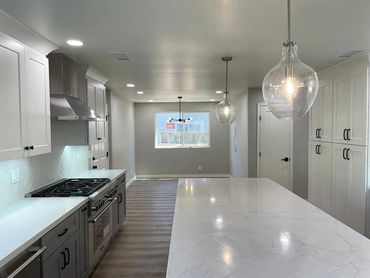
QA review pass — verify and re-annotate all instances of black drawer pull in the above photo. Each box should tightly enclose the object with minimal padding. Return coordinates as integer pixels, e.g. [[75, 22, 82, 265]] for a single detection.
[[58, 228, 68, 237], [343, 129, 347, 140], [24, 146, 29, 150], [65, 248, 70, 265], [346, 148, 350, 160], [342, 148, 347, 160], [81, 207, 87, 212], [30, 146, 34, 150], [346, 129, 351, 141]]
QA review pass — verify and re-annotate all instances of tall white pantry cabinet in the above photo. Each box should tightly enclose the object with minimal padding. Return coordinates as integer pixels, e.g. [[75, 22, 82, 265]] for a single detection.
[[308, 54, 370, 236]]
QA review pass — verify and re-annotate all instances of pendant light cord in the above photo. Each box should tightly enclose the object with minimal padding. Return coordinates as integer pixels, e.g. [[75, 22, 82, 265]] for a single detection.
[[178, 97, 182, 121], [225, 60, 229, 102], [287, 0, 291, 43]]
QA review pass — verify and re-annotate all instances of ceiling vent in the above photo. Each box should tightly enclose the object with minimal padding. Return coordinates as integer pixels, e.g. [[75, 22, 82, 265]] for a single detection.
[[111, 52, 130, 61], [339, 50, 364, 58]]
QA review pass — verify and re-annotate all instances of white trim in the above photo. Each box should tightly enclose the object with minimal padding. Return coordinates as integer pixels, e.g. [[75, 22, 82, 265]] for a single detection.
[[257, 103, 294, 191], [86, 67, 109, 85], [126, 176, 136, 187], [136, 174, 231, 179]]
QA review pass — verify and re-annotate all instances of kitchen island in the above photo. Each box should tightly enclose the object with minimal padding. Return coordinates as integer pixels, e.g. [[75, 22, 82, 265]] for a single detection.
[[166, 178, 370, 277]]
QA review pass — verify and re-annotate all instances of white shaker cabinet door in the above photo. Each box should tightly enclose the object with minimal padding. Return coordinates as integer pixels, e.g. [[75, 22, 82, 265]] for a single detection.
[[332, 144, 367, 234], [308, 141, 332, 214], [332, 78, 351, 144], [348, 69, 367, 146], [0, 34, 27, 161], [309, 80, 333, 142], [25, 47, 51, 156]]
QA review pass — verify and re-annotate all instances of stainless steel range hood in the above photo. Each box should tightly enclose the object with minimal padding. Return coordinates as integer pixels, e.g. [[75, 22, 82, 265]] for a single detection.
[[48, 53, 101, 121]]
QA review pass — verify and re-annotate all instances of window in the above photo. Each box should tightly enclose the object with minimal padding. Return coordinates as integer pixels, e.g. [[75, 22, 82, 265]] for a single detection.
[[155, 112, 210, 148]]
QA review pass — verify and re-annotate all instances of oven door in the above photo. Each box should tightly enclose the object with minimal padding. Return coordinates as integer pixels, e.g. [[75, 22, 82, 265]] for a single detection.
[[88, 197, 117, 270]]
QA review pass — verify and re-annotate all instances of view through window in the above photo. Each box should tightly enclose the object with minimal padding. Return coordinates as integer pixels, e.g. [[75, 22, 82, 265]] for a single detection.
[[155, 112, 210, 148]]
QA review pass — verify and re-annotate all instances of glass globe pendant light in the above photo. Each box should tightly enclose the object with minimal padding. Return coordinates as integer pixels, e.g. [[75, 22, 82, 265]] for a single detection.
[[262, 0, 318, 120], [216, 57, 237, 124]]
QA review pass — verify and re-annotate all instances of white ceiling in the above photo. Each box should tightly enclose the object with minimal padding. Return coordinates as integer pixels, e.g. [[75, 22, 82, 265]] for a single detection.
[[0, 0, 370, 102]]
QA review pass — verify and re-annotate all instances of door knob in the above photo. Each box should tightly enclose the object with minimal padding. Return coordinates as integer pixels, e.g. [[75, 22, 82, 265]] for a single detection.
[[281, 157, 290, 162]]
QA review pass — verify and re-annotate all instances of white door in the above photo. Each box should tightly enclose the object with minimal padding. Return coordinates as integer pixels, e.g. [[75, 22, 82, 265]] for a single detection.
[[257, 104, 292, 190], [25, 47, 51, 156], [309, 80, 333, 142], [0, 33, 27, 161], [308, 141, 332, 214]]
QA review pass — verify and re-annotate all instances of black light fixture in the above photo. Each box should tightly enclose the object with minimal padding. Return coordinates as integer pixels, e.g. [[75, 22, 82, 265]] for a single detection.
[[168, 96, 191, 123]]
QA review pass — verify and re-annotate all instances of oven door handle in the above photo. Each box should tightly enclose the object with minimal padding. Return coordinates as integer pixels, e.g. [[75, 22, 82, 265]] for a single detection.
[[7, 246, 47, 278], [89, 197, 117, 224]]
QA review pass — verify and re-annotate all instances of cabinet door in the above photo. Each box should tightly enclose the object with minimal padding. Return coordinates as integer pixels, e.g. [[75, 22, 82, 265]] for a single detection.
[[25, 47, 51, 156], [61, 233, 78, 278], [0, 34, 27, 161], [87, 84, 97, 145], [42, 249, 62, 278], [349, 69, 367, 146], [308, 142, 332, 214], [79, 205, 89, 278], [332, 143, 351, 226], [348, 145, 367, 234], [332, 78, 351, 144]]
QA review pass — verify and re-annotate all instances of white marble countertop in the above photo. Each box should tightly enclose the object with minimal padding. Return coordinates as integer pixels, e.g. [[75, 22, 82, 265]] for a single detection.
[[0, 197, 88, 268], [0, 168, 126, 269], [167, 178, 370, 278]]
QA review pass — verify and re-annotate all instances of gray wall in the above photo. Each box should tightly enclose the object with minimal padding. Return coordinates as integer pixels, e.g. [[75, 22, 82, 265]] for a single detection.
[[109, 92, 136, 183], [247, 88, 308, 199], [248, 88, 264, 177], [134, 102, 230, 176], [230, 92, 248, 177]]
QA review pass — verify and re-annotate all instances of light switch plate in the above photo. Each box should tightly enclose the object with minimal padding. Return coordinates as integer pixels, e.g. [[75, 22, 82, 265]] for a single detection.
[[10, 169, 20, 184]]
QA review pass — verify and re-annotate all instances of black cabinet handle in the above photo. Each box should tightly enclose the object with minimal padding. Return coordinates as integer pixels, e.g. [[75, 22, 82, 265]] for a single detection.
[[315, 128, 318, 138], [118, 193, 123, 204], [346, 148, 350, 160], [343, 129, 347, 140], [317, 145, 321, 155], [281, 157, 290, 162], [58, 228, 68, 237], [92, 166, 98, 169], [81, 206, 87, 212], [92, 157, 96, 161], [65, 248, 70, 266], [342, 148, 347, 160], [61, 251, 66, 270], [315, 145, 318, 154], [30, 146, 34, 150], [317, 128, 322, 139], [346, 129, 351, 141], [24, 146, 29, 150]]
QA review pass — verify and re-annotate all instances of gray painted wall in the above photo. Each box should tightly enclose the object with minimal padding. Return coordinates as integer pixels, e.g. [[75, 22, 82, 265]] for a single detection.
[[248, 88, 264, 177], [109, 92, 136, 183], [230, 92, 248, 177], [247, 88, 308, 199], [134, 102, 230, 176]]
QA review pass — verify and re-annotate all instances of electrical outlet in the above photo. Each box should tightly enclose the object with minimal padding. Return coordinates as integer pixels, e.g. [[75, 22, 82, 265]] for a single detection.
[[10, 169, 20, 185], [197, 165, 203, 171]]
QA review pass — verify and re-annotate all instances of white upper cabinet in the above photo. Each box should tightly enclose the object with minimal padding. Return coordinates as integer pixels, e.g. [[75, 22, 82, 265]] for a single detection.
[[25, 47, 51, 156], [309, 80, 333, 142], [0, 33, 27, 161], [332, 66, 367, 146], [0, 32, 51, 161]]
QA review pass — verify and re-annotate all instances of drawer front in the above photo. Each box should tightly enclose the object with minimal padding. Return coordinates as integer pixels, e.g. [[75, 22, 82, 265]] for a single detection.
[[118, 174, 126, 188], [41, 211, 79, 260]]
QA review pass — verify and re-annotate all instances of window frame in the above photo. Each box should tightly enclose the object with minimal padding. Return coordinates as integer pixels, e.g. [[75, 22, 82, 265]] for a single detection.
[[154, 111, 211, 149]]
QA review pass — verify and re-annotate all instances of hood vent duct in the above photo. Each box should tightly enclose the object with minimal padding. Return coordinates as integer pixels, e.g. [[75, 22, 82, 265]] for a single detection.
[[48, 53, 104, 121]]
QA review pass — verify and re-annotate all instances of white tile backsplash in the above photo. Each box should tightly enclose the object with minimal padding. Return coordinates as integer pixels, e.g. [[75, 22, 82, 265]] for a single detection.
[[0, 146, 90, 206]]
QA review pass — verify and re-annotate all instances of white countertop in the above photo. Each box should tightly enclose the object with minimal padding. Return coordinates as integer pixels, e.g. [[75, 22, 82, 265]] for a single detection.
[[0, 197, 88, 268], [166, 178, 370, 278], [0, 169, 126, 269]]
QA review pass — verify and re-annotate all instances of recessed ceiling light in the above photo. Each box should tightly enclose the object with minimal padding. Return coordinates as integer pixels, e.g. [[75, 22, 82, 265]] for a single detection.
[[216, 90, 223, 94], [210, 99, 216, 101], [126, 83, 135, 88], [66, 39, 84, 47], [137, 91, 144, 95], [148, 99, 154, 102]]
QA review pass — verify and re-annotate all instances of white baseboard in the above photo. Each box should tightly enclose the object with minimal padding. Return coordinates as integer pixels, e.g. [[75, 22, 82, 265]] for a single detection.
[[126, 176, 136, 187], [136, 174, 231, 179]]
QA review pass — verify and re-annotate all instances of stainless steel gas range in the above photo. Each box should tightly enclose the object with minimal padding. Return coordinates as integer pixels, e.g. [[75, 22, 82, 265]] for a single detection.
[[27, 175, 126, 271]]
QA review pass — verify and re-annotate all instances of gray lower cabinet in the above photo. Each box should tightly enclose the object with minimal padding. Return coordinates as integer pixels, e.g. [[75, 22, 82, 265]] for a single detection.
[[117, 174, 126, 226], [43, 232, 78, 278], [78, 204, 89, 278]]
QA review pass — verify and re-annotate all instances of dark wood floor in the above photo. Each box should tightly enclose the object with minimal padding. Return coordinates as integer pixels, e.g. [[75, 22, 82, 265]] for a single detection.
[[91, 179, 178, 278]]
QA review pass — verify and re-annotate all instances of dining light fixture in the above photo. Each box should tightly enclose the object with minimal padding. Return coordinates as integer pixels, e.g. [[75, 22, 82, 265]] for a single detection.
[[262, 0, 318, 120], [168, 96, 191, 123], [216, 57, 237, 124]]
